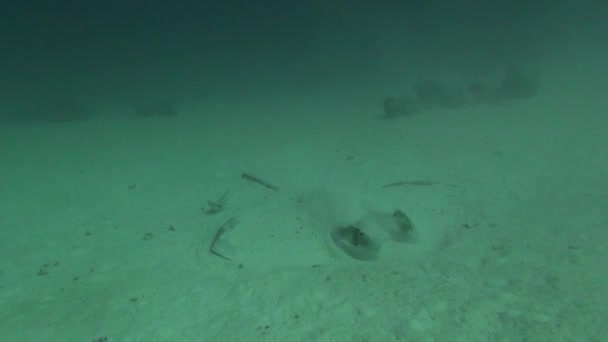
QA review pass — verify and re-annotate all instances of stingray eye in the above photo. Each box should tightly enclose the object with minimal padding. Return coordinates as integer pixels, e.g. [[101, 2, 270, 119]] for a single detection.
[[350, 228, 367, 246]]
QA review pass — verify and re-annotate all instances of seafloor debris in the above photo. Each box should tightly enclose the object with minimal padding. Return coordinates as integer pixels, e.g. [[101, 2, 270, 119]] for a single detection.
[[209, 217, 239, 261], [241, 173, 279, 191], [204, 190, 229, 215]]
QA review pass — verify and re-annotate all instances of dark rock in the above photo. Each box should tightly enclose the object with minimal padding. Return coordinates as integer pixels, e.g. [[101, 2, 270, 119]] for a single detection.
[[414, 80, 472, 109], [498, 66, 540, 100], [413, 80, 448, 108], [134, 100, 178, 117], [10, 97, 92, 123], [382, 96, 417, 118]]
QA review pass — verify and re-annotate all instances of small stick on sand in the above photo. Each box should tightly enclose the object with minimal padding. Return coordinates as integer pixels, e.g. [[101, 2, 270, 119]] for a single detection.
[[241, 173, 279, 191], [204, 190, 229, 214], [209, 217, 239, 261], [381, 180, 437, 188]]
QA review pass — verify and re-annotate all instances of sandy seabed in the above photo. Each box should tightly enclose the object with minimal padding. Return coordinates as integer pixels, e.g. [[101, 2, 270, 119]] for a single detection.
[[1, 63, 607, 341]]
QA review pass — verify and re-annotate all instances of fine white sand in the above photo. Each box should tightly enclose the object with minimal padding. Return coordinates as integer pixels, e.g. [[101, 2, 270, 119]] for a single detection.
[[1, 62, 607, 341]]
